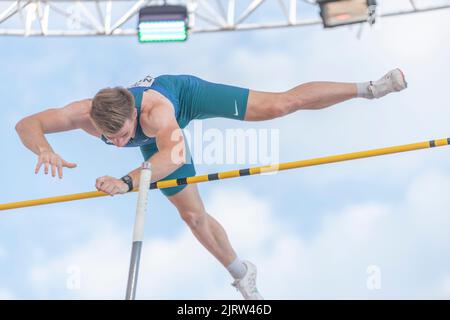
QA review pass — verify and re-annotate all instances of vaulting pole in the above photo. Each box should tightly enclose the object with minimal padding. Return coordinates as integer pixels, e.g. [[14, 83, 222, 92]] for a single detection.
[[1, 138, 449, 211], [125, 161, 152, 300]]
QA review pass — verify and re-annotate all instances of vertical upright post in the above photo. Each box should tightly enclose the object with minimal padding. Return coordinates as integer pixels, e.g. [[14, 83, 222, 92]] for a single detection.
[[125, 161, 152, 300]]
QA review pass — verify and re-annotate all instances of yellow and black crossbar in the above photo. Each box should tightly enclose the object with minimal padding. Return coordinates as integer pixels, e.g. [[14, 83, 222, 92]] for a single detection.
[[1, 138, 449, 211]]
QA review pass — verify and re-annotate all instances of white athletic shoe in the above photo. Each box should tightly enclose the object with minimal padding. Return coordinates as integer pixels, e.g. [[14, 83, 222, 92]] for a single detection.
[[369, 68, 408, 99], [231, 260, 264, 300]]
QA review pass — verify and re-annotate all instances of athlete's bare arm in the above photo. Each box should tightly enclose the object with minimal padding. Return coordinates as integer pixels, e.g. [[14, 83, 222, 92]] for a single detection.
[[15, 99, 95, 178], [129, 105, 186, 187], [95, 101, 186, 194]]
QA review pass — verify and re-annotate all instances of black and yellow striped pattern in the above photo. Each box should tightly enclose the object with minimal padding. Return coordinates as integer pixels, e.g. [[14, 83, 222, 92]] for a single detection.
[[1, 138, 449, 211], [149, 138, 450, 189]]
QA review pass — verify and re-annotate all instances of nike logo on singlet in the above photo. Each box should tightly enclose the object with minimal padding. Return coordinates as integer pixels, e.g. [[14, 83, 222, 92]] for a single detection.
[[234, 100, 239, 116]]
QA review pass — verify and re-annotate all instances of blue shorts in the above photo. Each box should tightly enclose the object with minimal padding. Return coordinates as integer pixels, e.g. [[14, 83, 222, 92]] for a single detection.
[[141, 75, 250, 197]]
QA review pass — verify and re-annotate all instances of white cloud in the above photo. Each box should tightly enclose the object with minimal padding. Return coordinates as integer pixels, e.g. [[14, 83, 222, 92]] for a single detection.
[[29, 224, 130, 299], [442, 275, 450, 297], [373, 8, 450, 64], [407, 171, 450, 244], [0, 289, 14, 300]]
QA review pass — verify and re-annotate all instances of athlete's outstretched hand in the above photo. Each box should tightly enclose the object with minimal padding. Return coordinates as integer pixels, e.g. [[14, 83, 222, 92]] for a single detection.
[[95, 176, 129, 196], [35, 151, 77, 179]]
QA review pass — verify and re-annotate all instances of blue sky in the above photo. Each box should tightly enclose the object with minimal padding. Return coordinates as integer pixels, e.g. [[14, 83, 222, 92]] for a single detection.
[[1, 2, 450, 299]]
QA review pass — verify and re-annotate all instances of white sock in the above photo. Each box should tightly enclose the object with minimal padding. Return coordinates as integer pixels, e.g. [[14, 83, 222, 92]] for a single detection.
[[356, 81, 374, 99], [226, 257, 247, 280]]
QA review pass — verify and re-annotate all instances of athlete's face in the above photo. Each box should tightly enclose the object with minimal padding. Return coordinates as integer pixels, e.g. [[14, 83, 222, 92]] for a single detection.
[[104, 110, 137, 147]]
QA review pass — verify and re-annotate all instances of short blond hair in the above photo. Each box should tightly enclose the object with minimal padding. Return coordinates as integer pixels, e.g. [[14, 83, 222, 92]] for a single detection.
[[91, 87, 135, 134]]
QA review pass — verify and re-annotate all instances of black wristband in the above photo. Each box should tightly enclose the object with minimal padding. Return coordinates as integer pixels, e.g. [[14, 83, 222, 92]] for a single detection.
[[120, 175, 133, 192]]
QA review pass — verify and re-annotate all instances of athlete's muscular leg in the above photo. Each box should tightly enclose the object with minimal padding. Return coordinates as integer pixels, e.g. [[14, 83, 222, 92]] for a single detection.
[[244, 82, 357, 121], [167, 184, 237, 267]]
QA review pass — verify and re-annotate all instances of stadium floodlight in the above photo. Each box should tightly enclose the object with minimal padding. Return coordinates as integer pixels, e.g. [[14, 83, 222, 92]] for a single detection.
[[318, 0, 377, 28], [138, 5, 188, 43]]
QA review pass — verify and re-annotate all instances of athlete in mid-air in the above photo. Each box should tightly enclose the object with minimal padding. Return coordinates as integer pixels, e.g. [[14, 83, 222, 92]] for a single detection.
[[15, 69, 407, 299]]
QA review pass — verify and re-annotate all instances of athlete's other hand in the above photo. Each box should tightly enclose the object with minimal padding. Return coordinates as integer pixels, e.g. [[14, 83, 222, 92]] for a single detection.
[[35, 150, 77, 178], [95, 176, 129, 196]]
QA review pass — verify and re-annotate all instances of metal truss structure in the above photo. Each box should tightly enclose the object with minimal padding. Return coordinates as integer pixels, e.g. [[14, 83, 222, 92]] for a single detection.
[[0, 0, 449, 37]]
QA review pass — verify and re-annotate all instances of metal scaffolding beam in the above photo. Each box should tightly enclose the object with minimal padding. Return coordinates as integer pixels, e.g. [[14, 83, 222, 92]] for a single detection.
[[0, 0, 449, 37]]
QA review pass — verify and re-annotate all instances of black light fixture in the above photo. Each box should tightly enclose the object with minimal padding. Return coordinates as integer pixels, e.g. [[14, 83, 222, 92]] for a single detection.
[[138, 5, 188, 43], [318, 0, 377, 28]]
